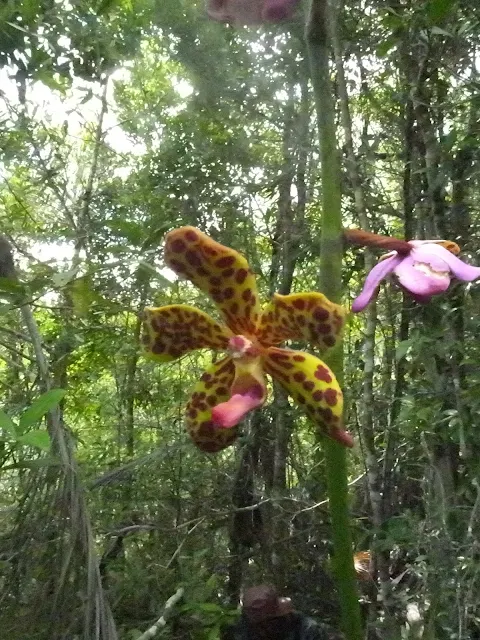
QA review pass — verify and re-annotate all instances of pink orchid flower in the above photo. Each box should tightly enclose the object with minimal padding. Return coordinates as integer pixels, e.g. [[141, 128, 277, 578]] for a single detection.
[[206, 0, 300, 25], [352, 239, 480, 312]]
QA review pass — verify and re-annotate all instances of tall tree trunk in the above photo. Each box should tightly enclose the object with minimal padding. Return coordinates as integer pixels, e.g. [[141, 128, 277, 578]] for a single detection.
[[306, 0, 362, 636], [332, 12, 392, 629], [382, 88, 415, 518], [265, 79, 311, 587]]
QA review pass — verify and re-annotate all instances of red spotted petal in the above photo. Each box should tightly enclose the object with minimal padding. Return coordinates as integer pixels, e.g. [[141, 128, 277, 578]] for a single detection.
[[263, 347, 353, 447], [256, 292, 344, 350], [186, 357, 237, 453], [142, 305, 231, 362], [164, 226, 261, 335]]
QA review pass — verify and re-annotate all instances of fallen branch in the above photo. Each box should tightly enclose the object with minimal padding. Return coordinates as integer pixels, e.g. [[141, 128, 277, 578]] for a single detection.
[[137, 587, 185, 640]]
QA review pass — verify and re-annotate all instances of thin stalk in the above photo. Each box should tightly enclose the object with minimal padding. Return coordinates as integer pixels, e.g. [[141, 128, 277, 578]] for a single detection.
[[305, 1, 362, 638]]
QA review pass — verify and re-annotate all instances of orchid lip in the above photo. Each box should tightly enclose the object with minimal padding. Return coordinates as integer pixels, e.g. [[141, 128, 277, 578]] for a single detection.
[[413, 263, 449, 280], [211, 385, 265, 429]]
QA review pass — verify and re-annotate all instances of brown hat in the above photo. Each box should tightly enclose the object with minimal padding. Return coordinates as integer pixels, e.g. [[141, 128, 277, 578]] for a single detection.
[[242, 585, 294, 623]]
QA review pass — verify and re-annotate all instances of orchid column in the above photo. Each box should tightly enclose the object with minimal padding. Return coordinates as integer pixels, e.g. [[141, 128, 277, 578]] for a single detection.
[[305, 0, 363, 637]]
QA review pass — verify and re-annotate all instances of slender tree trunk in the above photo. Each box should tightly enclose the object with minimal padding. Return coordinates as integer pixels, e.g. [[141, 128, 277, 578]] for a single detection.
[[333, 14, 393, 628], [306, 1, 362, 637], [266, 81, 311, 586], [121, 279, 150, 458]]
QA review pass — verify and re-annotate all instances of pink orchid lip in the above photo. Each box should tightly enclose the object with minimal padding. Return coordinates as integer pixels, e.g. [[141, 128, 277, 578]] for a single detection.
[[211, 384, 265, 429], [411, 243, 480, 282], [394, 254, 451, 297]]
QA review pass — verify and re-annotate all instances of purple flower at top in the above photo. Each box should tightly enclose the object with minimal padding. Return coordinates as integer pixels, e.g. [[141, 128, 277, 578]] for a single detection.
[[206, 0, 300, 25], [352, 240, 480, 312]]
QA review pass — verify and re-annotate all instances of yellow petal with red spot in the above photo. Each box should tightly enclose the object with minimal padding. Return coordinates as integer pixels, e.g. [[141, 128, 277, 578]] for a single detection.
[[186, 357, 237, 452], [142, 304, 231, 362], [263, 347, 353, 447], [164, 226, 261, 335], [256, 292, 345, 351]]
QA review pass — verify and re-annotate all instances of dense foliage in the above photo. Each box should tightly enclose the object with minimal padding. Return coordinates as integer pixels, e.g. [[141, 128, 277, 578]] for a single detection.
[[0, 0, 479, 638]]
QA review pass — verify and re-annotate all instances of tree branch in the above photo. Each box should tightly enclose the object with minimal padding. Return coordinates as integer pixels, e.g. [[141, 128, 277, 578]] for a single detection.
[[137, 588, 185, 640]]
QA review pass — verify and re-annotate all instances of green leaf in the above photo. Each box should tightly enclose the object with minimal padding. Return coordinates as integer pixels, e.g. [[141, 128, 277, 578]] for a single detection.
[[0, 276, 26, 296], [195, 603, 223, 613], [376, 38, 396, 58], [395, 340, 412, 361], [205, 574, 218, 590], [79, 88, 94, 105], [2, 457, 60, 470], [96, 0, 120, 15], [104, 219, 144, 244], [19, 389, 66, 432], [426, 0, 455, 23], [52, 267, 79, 289], [0, 409, 17, 437], [20, 0, 38, 23], [17, 430, 51, 451], [137, 261, 174, 287], [36, 70, 69, 94], [140, 224, 172, 250], [70, 276, 96, 316], [430, 26, 452, 37], [207, 625, 221, 640]]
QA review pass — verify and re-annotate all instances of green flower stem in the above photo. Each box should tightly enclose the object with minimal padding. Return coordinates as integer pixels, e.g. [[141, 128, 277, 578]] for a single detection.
[[305, 1, 363, 638]]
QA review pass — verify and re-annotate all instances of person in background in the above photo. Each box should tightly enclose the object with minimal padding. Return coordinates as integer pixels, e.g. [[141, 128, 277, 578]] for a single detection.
[[220, 584, 343, 640]]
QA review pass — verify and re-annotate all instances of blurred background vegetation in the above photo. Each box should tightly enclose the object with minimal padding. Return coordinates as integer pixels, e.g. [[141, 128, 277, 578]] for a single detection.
[[0, 0, 479, 638]]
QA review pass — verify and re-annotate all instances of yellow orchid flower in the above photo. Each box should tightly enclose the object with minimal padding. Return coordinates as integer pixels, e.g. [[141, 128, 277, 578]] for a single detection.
[[142, 226, 353, 453]]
